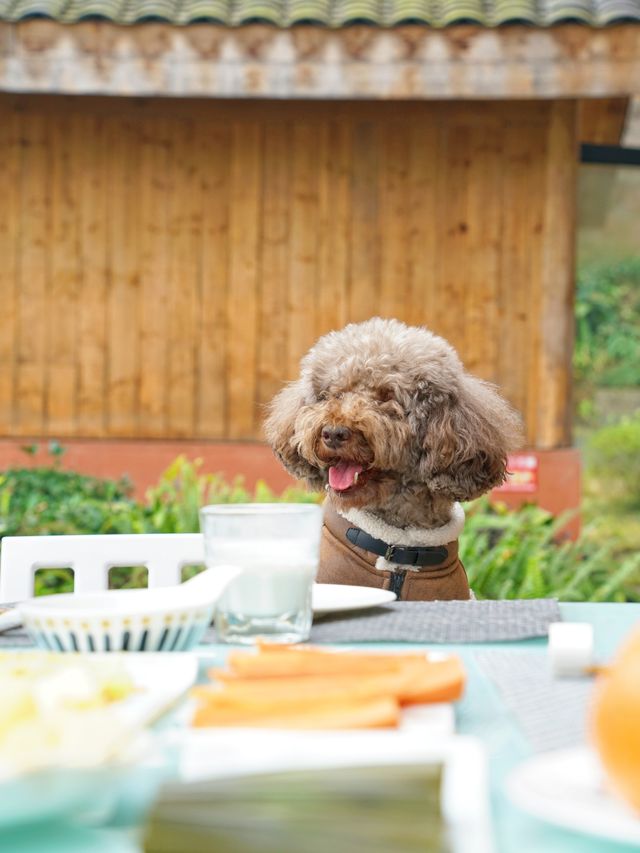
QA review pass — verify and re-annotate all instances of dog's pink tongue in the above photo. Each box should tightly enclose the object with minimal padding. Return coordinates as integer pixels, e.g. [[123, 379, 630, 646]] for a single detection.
[[328, 462, 363, 491]]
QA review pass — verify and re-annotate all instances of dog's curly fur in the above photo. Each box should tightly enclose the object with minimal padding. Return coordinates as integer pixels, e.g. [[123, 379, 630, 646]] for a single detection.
[[265, 318, 523, 530]]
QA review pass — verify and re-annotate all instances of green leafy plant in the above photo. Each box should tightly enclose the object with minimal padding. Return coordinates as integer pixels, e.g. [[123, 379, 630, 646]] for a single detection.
[[2, 455, 638, 602], [0, 464, 142, 596], [461, 499, 640, 602], [0, 454, 321, 596], [575, 258, 640, 394], [142, 455, 321, 535], [585, 413, 640, 507], [0, 467, 139, 540]]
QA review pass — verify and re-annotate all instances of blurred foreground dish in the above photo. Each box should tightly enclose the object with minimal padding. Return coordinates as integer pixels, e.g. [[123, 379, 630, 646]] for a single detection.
[[0, 652, 134, 780], [191, 644, 465, 729], [144, 763, 449, 853]]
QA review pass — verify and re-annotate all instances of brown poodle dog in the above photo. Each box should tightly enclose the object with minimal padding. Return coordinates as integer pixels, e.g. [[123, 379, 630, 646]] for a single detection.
[[265, 318, 522, 601]]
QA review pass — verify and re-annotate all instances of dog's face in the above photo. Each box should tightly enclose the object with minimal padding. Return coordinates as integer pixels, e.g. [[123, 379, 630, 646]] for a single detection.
[[265, 318, 522, 512], [289, 377, 415, 510]]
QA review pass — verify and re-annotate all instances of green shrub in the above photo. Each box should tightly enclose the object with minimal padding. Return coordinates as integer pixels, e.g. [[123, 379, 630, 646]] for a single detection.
[[142, 455, 320, 535], [575, 258, 640, 394], [585, 413, 640, 506], [0, 466, 139, 539], [0, 454, 321, 596], [461, 499, 640, 602], [0, 462, 145, 595], [2, 454, 638, 602]]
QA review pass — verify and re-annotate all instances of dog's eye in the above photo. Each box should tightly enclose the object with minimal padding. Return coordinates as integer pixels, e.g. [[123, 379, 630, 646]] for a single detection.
[[316, 390, 329, 402]]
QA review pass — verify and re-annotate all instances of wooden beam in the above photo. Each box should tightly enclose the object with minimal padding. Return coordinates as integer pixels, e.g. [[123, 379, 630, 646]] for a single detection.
[[1, 22, 640, 99], [579, 98, 629, 144], [537, 101, 578, 449]]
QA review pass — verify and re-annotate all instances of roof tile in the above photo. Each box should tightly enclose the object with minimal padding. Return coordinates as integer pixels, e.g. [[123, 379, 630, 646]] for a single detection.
[[0, 0, 638, 25]]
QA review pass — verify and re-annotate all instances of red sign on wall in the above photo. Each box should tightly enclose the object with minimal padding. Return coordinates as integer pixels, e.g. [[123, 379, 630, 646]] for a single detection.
[[495, 453, 539, 493]]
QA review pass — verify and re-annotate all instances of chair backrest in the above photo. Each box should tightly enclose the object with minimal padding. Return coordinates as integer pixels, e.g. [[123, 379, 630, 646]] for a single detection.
[[0, 533, 205, 602]]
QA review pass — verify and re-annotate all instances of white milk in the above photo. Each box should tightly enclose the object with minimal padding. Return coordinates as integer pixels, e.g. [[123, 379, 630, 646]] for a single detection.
[[208, 540, 317, 617]]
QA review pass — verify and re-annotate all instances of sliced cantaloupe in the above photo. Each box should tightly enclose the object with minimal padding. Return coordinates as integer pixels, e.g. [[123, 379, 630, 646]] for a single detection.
[[192, 694, 400, 729], [191, 646, 465, 730]]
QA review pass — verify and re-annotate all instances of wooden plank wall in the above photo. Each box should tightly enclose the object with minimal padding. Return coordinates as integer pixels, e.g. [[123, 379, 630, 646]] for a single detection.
[[0, 96, 577, 448]]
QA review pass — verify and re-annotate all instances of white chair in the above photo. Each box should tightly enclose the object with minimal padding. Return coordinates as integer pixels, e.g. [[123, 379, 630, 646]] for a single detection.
[[0, 534, 205, 602]]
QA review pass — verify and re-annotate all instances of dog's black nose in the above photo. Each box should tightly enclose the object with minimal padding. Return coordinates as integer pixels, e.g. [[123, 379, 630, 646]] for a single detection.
[[322, 426, 351, 448]]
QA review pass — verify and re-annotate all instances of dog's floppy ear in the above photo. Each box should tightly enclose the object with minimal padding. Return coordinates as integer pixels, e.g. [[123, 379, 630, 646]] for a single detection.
[[264, 380, 324, 489], [418, 376, 523, 501]]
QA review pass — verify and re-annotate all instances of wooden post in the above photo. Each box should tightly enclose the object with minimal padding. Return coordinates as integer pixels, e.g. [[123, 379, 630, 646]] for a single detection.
[[536, 101, 578, 448]]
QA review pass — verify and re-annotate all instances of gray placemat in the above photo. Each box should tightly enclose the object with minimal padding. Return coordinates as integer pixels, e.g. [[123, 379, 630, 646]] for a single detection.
[[0, 599, 560, 648], [476, 650, 592, 752], [203, 598, 560, 644]]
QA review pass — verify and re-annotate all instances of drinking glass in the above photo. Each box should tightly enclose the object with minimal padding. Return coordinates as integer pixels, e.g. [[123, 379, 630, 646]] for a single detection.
[[199, 503, 323, 645]]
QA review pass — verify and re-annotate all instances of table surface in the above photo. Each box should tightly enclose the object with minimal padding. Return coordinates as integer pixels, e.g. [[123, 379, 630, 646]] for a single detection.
[[5, 602, 640, 853]]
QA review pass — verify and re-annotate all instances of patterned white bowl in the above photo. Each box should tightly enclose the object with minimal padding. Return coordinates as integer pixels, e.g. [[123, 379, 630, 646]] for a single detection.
[[18, 567, 242, 653], [19, 590, 213, 653]]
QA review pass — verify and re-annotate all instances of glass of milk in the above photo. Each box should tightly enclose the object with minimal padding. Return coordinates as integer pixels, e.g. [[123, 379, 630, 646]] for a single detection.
[[199, 503, 323, 645]]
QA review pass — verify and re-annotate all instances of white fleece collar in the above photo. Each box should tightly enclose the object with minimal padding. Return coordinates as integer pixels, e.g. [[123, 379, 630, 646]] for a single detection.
[[338, 503, 465, 548], [338, 503, 465, 573]]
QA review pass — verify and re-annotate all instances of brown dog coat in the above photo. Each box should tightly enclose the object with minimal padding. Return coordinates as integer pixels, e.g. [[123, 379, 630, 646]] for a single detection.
[[318, 503, 471, 601]]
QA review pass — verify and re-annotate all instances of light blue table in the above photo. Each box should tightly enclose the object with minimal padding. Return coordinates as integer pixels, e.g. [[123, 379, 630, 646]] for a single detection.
[[5, 603, 640, 853]]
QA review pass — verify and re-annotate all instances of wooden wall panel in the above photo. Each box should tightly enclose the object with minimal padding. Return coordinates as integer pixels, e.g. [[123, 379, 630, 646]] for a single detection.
[[47, 114, 79, 436], [0, 109, 19, 430], [257, 123, 291, 416], [316, 121, 350, 337], [349, 122, 380, 325], [196, 123, 230, 438], [0, 96, 578, 448], [166, 118, 200, 437], [406, 122, 437, 329], [16, 113, 49, 435], [76, 114, 108, 436], [106, 117, 140, 436], [226, 122, 262, 440], [288, 124, 319, 382], [138, 116, 170, 438]]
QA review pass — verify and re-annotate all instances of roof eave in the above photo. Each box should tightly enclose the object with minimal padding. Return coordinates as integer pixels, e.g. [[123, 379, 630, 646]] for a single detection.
[[0, 21, 639, 100]]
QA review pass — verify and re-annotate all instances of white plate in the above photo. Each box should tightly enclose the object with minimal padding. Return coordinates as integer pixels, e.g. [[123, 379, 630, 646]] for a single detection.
[[312, 583, 396, 614], [507, 746, 640, 845], [175, 650, 459, 808], [0, 652, 199, 828]]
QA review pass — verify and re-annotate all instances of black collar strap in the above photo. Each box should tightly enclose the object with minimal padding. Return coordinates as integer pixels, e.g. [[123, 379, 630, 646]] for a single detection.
[[345, 526, 449, 568]]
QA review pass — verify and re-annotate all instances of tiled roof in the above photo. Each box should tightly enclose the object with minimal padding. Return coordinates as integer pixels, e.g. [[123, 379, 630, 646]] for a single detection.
[[0, 0, 639, 25]]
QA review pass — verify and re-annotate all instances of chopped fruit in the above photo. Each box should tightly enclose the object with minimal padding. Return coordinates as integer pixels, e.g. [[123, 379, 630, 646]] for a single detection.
[[191, 645, 466, 730]]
